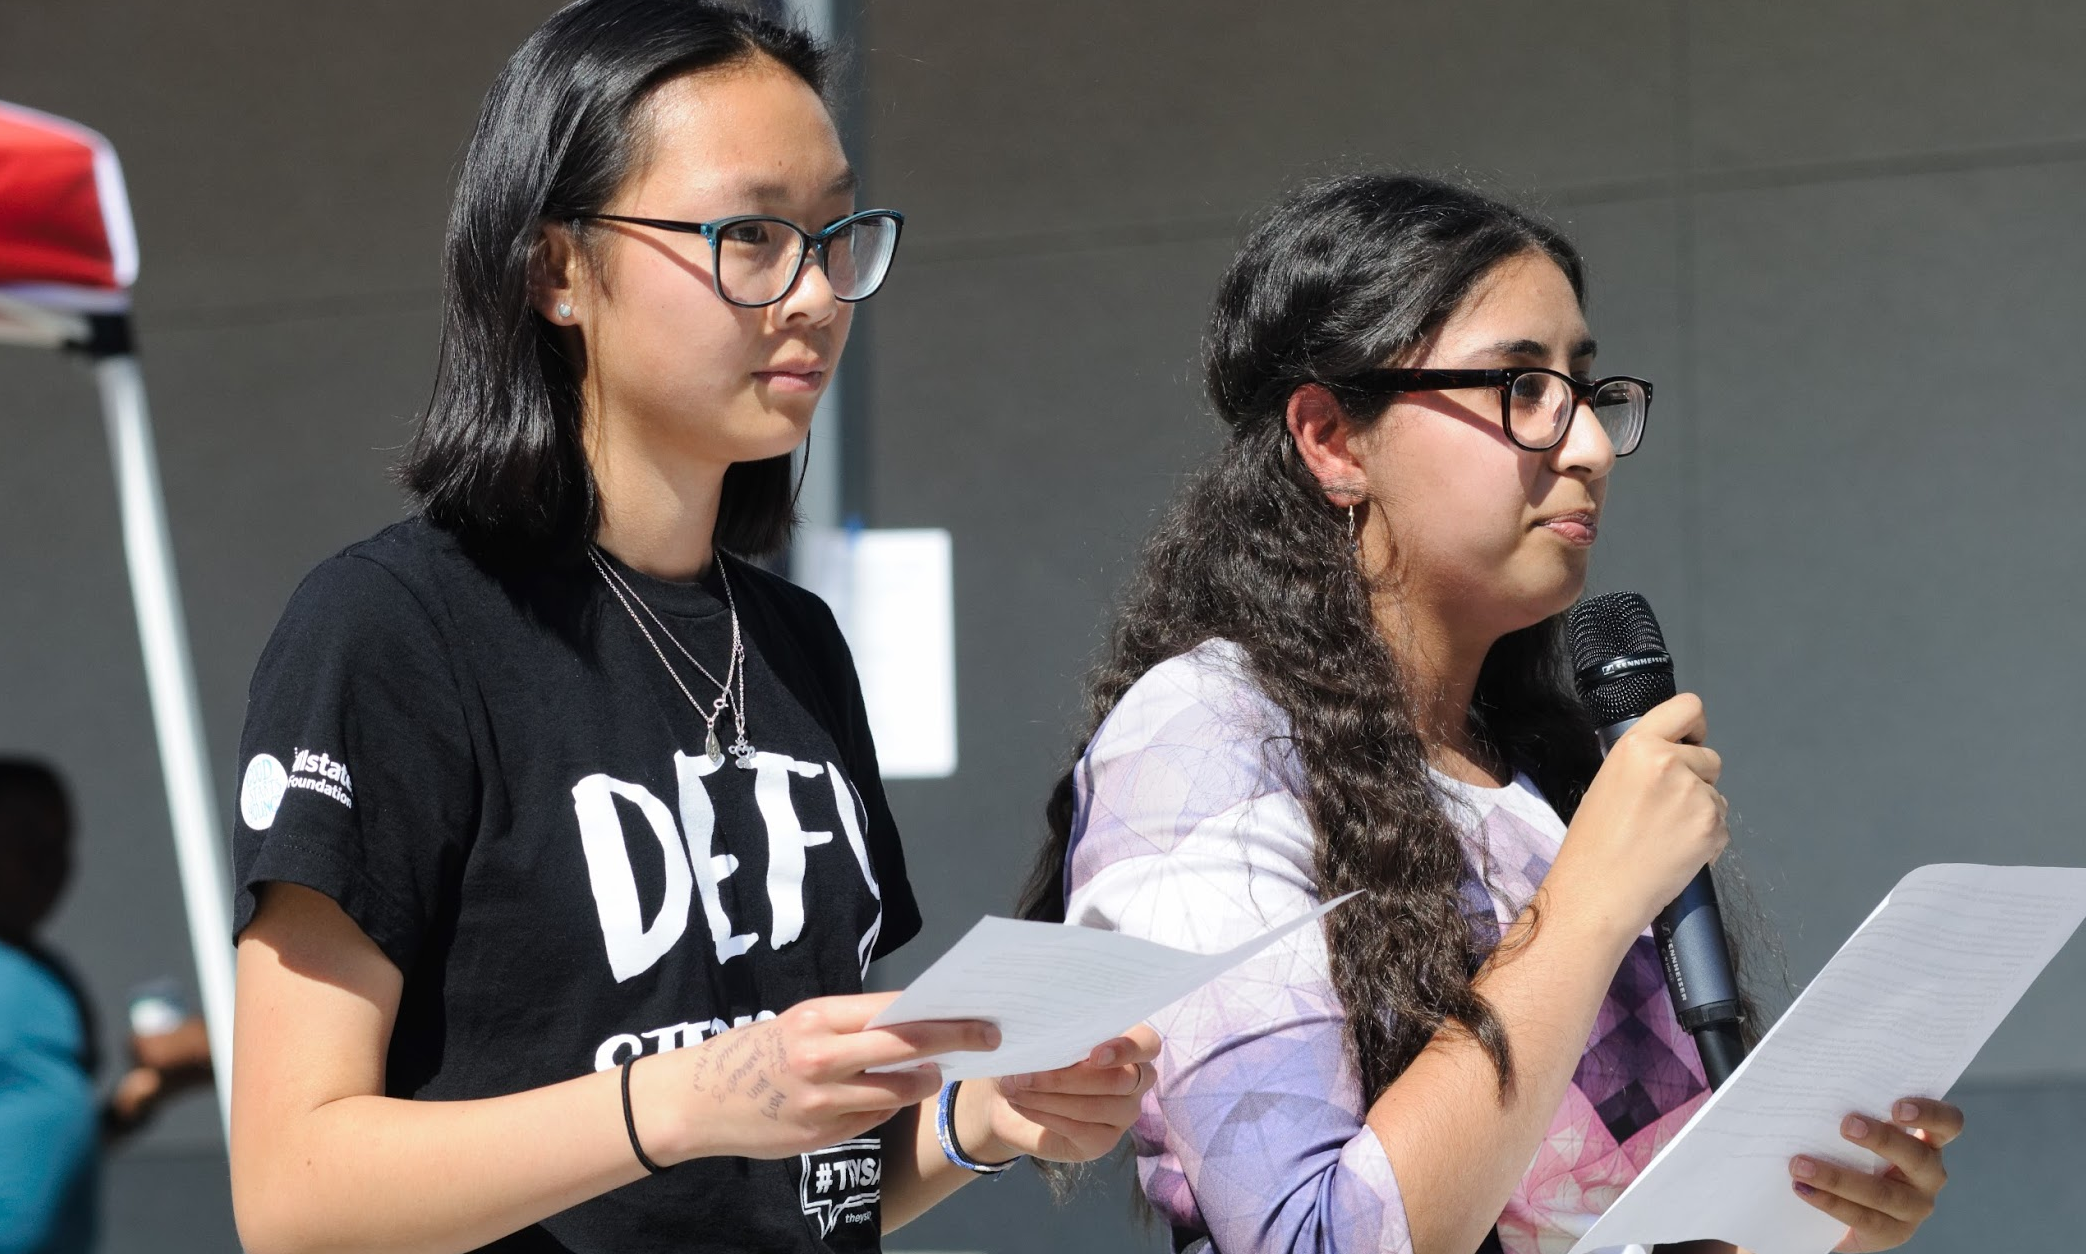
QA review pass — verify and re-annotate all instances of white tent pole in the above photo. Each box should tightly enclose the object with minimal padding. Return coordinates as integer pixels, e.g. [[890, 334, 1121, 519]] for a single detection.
[[93, 351, 235, 1135]]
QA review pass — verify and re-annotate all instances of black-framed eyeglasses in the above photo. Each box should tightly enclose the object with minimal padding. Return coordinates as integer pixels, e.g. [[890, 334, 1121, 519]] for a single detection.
[[1343, 367, 1652, 456], [572, 208, 906, 308]]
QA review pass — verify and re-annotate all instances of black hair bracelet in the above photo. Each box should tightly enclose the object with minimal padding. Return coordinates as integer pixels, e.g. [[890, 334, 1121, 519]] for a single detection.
[[620, 1055, 668, 1175]]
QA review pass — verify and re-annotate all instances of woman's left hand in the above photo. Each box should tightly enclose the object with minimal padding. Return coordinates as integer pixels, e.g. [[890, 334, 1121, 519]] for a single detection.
[[1789, 1097, 1964, 1252], [958, 1025, 1161, 1164]]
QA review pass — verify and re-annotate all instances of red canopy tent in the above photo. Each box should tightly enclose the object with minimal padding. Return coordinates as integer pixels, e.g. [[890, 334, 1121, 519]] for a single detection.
[[1, 100, 233, 1132]]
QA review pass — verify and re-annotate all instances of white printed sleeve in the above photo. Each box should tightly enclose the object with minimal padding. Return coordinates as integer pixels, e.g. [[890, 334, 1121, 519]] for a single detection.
[[1063, 641, 1415, 1254]]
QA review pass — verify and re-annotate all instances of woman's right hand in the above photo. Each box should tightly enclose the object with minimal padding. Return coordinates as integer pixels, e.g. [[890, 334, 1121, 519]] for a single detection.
[[1550, 692, 1729, 940], [638, 991, 1000, 1163]]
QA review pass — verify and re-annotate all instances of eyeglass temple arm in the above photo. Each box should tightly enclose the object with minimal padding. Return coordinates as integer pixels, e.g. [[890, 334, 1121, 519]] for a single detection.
[[1361, 368, 1650, 399], [576, 213, 713, 236], [1349, 368, 1518, 393]]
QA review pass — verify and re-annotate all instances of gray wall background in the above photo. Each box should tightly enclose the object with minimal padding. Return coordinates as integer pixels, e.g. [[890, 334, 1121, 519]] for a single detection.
[[2, 1, 2081, 1250]]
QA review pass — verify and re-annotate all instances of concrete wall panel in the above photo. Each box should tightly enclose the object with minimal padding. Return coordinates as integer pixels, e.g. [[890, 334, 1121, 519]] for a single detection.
[[864, 0, 1677, 238], [1689, 162, 2086, 1077], [860, 237, 1238, 978], [1690, 2, 2086, 171]]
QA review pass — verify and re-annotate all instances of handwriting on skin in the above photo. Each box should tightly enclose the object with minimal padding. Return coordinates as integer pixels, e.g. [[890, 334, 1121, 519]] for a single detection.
[[695, 1023, 793, 1121]]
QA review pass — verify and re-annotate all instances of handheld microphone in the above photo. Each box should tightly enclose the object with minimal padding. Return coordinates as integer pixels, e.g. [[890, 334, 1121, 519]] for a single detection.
[[1566, 591, 1746, 1089]]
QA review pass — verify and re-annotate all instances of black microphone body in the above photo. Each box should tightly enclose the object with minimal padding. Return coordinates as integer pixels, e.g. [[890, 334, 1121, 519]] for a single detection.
[[1569, 593, 1746, 1089]]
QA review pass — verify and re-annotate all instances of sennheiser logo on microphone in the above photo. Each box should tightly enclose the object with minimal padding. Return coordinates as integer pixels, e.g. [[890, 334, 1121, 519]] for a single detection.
[[1662, 944, 1688, 1001], [1584, 652, 1673, 685]]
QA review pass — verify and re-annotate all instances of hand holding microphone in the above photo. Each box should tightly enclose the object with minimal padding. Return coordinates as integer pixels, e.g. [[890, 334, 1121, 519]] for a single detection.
[[1550, 692, 1729, 938], [1565, 591, 1748, 1087], [1561, 594, 1968, 1244]]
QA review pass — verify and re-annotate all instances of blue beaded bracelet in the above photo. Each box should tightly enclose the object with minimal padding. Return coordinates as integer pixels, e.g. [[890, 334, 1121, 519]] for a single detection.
[[936, 1080, 1019, 1175]]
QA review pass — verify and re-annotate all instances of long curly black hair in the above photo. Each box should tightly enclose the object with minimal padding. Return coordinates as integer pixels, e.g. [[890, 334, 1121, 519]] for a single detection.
[[1018, 173, 1610, 1105]]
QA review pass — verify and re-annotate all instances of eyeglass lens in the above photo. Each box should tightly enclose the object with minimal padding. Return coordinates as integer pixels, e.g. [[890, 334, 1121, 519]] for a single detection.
[[716, 214, 899, 305], [1505, 373, 1646, 455]]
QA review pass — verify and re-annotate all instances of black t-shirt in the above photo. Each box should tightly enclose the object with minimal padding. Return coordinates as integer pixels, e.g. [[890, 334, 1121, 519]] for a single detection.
[[231, 518, 921, 1253]]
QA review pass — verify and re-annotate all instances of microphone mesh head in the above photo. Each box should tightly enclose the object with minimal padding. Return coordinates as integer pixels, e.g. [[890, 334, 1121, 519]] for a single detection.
[[1567, 591, 1677, 726]]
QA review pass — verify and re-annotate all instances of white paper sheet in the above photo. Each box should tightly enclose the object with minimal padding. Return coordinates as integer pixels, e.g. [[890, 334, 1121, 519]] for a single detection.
[[866, 892, 1358, 1081], [1570, 864, 2086, 1254]]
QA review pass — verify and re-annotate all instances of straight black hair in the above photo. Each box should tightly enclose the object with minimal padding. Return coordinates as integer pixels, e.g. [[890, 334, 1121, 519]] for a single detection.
[[401, 0, 828, 559]]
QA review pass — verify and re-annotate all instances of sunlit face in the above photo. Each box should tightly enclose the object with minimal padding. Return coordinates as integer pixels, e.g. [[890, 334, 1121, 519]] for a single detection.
[[548, 60, 857, 474], [1355, 250, 1617, 639]]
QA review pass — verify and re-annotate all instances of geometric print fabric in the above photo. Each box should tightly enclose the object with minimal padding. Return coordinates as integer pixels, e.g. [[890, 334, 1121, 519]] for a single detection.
[[1066, 641, 1707, 1254]]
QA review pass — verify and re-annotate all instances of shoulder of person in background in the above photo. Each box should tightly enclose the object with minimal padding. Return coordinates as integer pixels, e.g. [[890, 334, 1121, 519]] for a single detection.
[[0, 935, 101, 1254]]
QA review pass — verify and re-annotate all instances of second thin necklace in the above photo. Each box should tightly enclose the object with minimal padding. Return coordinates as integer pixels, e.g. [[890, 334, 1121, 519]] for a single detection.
[[589, 545, 755, 770]]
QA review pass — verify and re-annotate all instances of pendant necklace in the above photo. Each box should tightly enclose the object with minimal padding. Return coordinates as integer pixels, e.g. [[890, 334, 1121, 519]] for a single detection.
[[588, 545, 755, 769]]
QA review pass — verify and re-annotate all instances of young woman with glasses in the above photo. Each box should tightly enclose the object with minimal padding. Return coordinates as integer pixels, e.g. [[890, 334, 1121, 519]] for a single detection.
[[226, 4, 1154, 1252], [1020, 175, 1961, 1254]]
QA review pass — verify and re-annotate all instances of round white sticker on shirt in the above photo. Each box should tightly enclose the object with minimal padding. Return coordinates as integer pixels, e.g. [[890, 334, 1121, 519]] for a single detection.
[[240, 753, 289, 831]]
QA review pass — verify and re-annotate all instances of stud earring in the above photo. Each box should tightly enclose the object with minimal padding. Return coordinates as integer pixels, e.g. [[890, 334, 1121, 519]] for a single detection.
[[556, 302, 573, 319]]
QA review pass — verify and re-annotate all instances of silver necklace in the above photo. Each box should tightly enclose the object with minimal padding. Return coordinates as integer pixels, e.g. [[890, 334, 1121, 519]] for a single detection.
[[588, 545, 755, 769]]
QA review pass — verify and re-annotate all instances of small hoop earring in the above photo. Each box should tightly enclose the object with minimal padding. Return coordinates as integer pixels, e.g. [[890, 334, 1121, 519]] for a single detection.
[[556, 302, 573, 319], [1347, 504, 1358, 554]]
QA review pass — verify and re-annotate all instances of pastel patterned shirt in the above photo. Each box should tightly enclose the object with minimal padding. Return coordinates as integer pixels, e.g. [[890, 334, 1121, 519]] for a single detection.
[[1062, 641, 1708, 1254]]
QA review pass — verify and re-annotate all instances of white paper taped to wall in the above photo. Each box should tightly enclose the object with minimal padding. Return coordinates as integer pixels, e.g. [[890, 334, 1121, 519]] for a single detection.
[[796, 526, 956, 779]]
